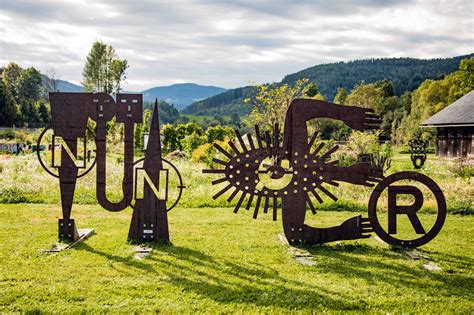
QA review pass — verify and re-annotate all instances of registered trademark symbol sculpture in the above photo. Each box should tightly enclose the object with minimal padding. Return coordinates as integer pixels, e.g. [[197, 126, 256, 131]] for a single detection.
[[37, 92, 184, 243], [204, 98, 447, 248]]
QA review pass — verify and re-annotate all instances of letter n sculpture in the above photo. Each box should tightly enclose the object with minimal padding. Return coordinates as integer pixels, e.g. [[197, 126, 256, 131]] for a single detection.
[[37, 93, 184, 243]]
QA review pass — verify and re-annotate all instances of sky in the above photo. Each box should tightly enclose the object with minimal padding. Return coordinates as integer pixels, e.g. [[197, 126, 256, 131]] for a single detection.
[[0, 0, 473, 91]]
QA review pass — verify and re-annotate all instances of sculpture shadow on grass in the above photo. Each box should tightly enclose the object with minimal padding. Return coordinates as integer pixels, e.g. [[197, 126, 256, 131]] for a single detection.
[[75, 242, 473, 310], [303, 243, 473, 298]]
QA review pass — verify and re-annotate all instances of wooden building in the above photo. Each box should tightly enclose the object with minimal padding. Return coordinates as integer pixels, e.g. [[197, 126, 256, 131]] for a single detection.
[[421, 90, 474, 158]]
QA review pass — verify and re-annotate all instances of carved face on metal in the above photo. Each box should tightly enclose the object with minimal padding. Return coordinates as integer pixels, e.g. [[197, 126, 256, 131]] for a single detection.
[[409, 139, 428, 169], [204, 99, 446, 248], [37, 93, 183, 243]]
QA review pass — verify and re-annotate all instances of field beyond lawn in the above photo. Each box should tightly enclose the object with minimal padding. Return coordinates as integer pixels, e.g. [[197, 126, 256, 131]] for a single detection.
[[0, 204, 473, 313]]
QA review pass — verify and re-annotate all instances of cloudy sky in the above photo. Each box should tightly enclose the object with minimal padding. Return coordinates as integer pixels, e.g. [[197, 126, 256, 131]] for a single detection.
[[0, 0, 472, 91]]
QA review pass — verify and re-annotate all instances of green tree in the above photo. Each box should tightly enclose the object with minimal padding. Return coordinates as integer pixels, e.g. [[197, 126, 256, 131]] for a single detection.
[[15, 67, 42, 103], [162, 124, 179, 152], [2, 62, 21, 101], [180, 132, 207, 156], [82, 40, 129, 94], [0, 79, 18, 126], [205, 125, 234, 143], [304, 82, 319, 97], [134, 121, 143, 150], [346, 82, 383, 112], [333, 87, 347, 104], [246, 79, 310, 130], [374, 79, 395, 98], [38, 102, 50, 124], [229, 113, 241, 128]]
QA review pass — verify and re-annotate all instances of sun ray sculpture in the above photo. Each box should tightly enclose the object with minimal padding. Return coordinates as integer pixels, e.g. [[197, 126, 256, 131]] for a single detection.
[[204, 99, 386, 245]]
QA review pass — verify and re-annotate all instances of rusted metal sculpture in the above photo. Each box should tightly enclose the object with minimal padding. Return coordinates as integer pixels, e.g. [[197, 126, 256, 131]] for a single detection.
[[409, 138, 428, 169], [204, 99, 446, 248], [37, 93, 183, 243]]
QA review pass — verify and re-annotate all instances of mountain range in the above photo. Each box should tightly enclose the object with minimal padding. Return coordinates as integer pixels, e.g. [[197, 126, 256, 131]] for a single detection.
[[47, 80, 226, 110], [183, 54, 473, 116], [140, 83, 226, 110]]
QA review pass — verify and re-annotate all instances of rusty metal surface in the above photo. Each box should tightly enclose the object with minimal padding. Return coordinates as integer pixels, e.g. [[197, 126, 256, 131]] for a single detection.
[[409, 139, 428, 169], [368, 171, 446, 247], [204, 98, 446, 248], [37, 93, 182, 243], [127, 101, 185, 243]]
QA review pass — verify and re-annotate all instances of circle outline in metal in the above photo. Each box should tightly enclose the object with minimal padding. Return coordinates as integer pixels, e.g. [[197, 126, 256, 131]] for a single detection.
[[368, 171, 446, 248], [131, 157, 184, 212], [36, 126, 97, 179]]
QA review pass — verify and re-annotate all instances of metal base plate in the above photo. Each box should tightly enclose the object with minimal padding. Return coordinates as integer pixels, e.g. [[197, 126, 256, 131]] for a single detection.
[[44, 228, 94, 253]]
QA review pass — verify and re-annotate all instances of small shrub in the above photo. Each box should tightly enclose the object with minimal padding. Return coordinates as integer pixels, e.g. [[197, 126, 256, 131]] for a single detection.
[[448, 159, 474, 180], [0, 187, 28, 203], [0, 130, 15, 140]]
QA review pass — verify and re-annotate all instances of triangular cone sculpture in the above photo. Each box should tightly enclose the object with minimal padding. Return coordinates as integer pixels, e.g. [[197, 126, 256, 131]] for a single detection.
[[128, 99, 170, 243]]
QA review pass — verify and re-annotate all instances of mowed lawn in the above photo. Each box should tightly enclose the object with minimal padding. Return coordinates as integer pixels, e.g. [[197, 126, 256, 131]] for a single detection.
[[0, 204, 473, 313]]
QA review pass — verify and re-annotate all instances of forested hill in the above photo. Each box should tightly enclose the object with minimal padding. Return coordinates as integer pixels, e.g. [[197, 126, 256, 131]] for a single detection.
[[282, 54, 474, 100], [182, 86, 255, 116], [183, 54, 473, 116]]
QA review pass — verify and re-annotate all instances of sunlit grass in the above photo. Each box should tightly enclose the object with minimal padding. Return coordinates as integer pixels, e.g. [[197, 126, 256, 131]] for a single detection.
[[0, 204, 472, 312]]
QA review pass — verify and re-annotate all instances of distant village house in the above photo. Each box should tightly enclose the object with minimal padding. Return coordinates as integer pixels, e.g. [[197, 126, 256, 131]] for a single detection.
[[421, 90, 474, 158]]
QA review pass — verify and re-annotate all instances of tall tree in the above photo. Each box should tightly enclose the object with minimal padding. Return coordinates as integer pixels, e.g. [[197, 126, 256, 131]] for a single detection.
[[0, 79, 18, 126], [346, 82, 383, 112], [82, 40, 129, 94], [333, 87, 347, 104], [246, 79, 310, 130], [2, 62, 21, 101], [15, 67, 42, 102]]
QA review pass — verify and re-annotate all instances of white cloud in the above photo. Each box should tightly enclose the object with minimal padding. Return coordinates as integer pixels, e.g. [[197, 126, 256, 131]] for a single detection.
[[0, 0, 472, 91]]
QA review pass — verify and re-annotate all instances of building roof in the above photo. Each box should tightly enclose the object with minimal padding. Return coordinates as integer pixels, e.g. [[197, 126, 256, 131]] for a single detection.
[[421, 90, 474, 127]]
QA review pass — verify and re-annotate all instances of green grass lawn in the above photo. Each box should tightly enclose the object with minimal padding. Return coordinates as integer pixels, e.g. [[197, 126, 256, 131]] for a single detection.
[[0, 204, 473, 313], [182, 114, 221, 123]]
